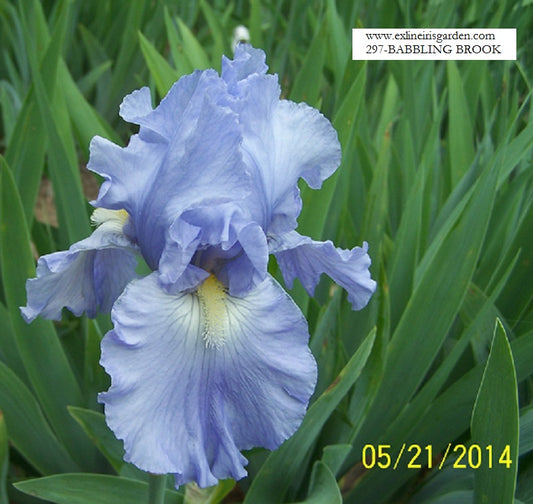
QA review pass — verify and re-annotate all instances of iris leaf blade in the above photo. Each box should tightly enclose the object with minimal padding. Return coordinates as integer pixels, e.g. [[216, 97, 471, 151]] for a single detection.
[[3, 95, 46, 219], [519, 406, 533, 456], [326, 0, 348, 87], [164, 8, 195, 77], [289, 21, 326, 107], [138, 31, 179, 98], [107, 0, 149, 113], [447, 60, 477, 186], [59, 61, 119, 155], [293, 461, 342, 504], [0, 411, 8, 504], [199, 0, 229, 64], [471, 320, 519, 503], [0, 360, 78, 474], [24, 0, 90, 247], [321, 444, 352, 476], [332, 62, 366, 148], [176, 16, 211, 70], [0, 157, 92, 470], [0, 301, 27, 383], [14, 474, 183, 504], [349, 145, 498, 496], [67, 407, 124, 473], [249, 0, 263, 48], [387, 95, 446, 329]]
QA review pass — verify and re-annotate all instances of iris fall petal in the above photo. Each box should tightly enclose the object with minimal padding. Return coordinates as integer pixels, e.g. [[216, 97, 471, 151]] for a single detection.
[[271, 231, 377, 310], [21, 213, 138, 321], [99, 272, 317, 488]]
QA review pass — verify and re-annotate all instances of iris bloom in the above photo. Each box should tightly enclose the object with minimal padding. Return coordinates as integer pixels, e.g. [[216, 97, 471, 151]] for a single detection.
[[22, 45, 376, 488]]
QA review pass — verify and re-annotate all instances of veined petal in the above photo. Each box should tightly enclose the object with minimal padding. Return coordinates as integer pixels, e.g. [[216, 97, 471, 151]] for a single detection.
[[21, 210, 138, 322], [89, 83, 251, 270], [99, 272, 316, 488], [271, 231, 377, 310], [118, 87, 153, 128], [120, 70, 220, 142], [271, 100, 341, 190], [218, 221, 268, 295], [160, 203, 268, 296], [230, 70, 341, 234], [91, 72, 226, 215], [88, 134, 167, 216], [221, 44, 268, 93]]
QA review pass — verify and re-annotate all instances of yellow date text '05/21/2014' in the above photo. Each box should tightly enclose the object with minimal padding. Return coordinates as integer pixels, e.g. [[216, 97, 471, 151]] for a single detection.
[[361, 443, 513, 471]]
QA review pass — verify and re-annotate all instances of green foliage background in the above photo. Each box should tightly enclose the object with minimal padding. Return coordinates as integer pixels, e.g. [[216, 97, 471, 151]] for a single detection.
[[0, 0, 532, 503]]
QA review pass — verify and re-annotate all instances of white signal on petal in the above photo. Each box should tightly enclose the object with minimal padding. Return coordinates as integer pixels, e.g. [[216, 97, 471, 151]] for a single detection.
[[91, 208, 129, 234]]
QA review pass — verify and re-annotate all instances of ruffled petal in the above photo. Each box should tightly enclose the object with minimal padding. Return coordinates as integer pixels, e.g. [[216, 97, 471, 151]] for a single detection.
[[118, 87, 154, 128], [271, 100, 341, 190], [99, 272, 316, 488], [271, 231, 377, 310], [88, 47, 341, 291], [89, 78, 251, 270], [119, 70, 225, 143], [159, 203, 268, 296], [226, 69, 341, 234], [88, 134, 167, 217], [21, 211, 138, 322], [221, 44, 268, 93], [217, 221, 268, 295]]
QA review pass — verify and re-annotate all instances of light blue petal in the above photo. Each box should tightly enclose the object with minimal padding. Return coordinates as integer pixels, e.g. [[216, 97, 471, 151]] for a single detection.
[[158, 219, 202, 288], [118, 87, 153, 128], [217, 221, 268, 295], [271, 231, 377, 310], [21, 223, 138, 322], [89, 48, 341, 297], [89, 76, 251, 270], [120, 70, 222, 143], [99, 272, 316, 488], [227, 70, 341, 234], [160, 204, 268, 296], [221, 44, 268, 92], [88, 134, 167, 217]]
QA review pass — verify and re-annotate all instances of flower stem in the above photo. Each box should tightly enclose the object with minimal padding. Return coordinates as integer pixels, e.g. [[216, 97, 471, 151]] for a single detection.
[[148, 474, 167, 504]]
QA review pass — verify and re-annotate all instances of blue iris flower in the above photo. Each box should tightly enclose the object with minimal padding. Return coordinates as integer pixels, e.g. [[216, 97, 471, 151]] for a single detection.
[[21, 45, 376, 488]]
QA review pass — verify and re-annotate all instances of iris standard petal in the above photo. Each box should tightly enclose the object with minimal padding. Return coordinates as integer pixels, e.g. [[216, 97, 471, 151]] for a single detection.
[[217, 221, 268, 295], [221, 44, 268, 93], [226, 67, 341, 234], [271, 231, 377, 310], [92, 73, 225, 213], [21, 210, 138, 322], [90, 83, 251, 270], [118, 87, 153, 129], [119, 70, 225, 143], [99, 272, 316, 488], [160, 203, 268, 295], [88, 133, 167, 217]]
